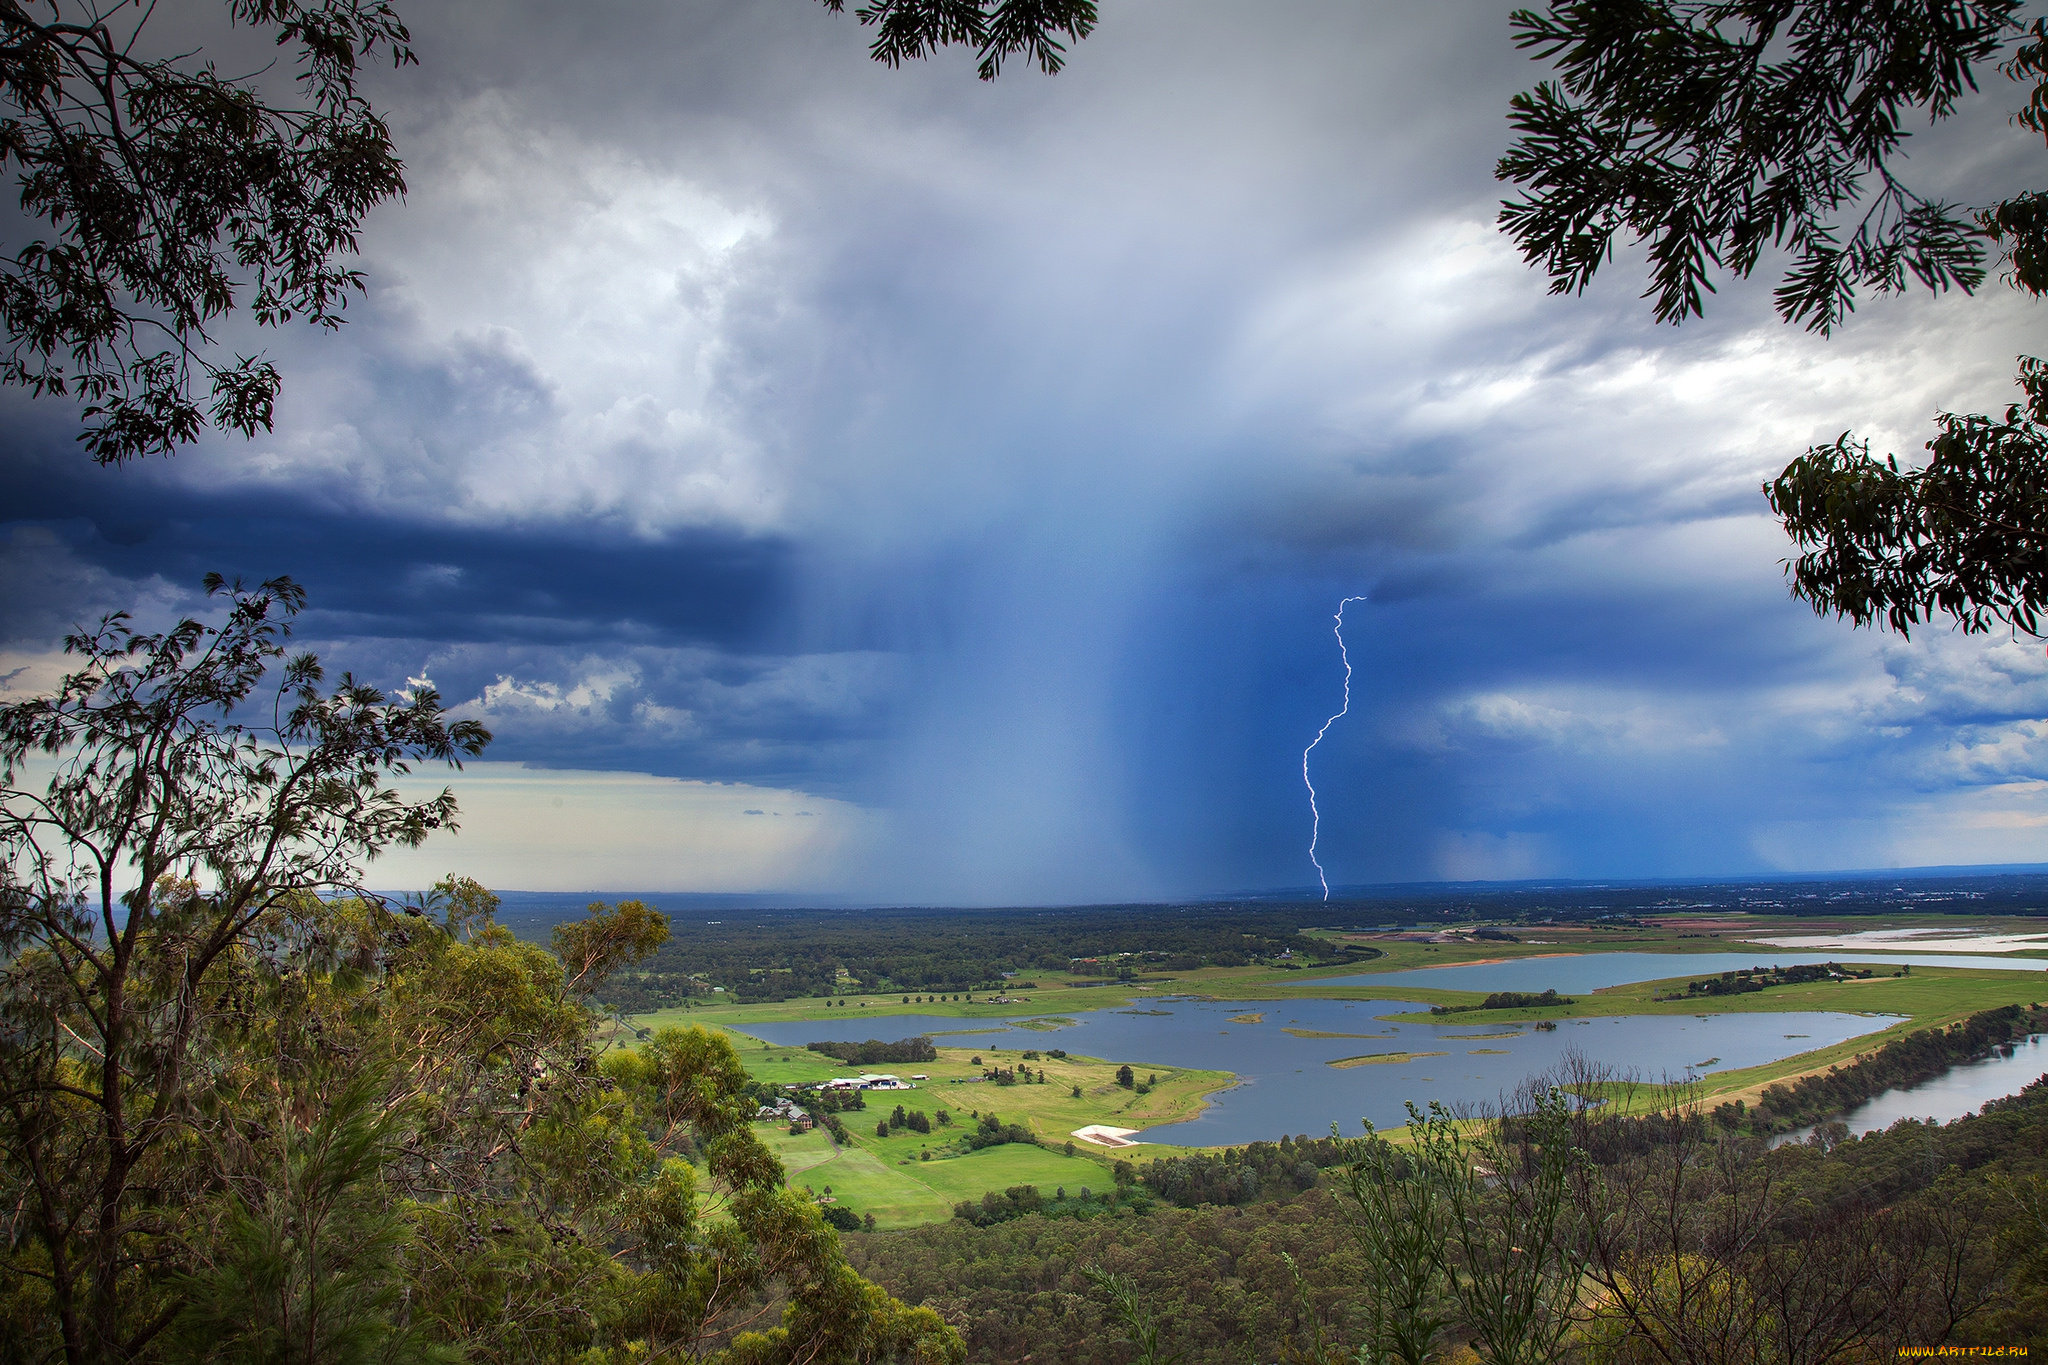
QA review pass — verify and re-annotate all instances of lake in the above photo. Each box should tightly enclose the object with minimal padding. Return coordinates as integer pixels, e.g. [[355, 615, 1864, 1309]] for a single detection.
[[732, 996, 1896, 1146], [1314, 951, 2048, 996], [1773, 1033, 2048, 1146]]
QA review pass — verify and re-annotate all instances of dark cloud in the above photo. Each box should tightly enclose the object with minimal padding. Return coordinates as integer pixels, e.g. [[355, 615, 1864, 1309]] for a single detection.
[[4, 0, 2045, 899], [0, 459, 793, 651]]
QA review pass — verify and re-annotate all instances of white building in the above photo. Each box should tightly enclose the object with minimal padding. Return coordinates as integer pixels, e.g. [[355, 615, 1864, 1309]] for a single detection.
[[819, 1073, 914, 1091]]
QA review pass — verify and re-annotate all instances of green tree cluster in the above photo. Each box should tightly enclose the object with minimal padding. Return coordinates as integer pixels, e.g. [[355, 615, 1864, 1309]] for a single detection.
[[1135, 1132, 1360, 1210], [0, 582, 961, 1365], [1717, 1001, 2048, 1136], [849, 1060, 2048, 1362]]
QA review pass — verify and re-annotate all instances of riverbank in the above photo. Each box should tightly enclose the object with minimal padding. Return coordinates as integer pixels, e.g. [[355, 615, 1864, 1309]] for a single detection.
[[625, 964, 2044, 1125]]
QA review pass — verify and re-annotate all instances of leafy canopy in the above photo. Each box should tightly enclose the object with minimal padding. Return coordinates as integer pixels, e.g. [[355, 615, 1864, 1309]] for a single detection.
[[0, 0, 416, 463], [815, 0, 1099, 80], [1768, 358, 2048, 637], [1500, 0, 2048, 639], [1497, 0, 2030, 333], [0, 574, 486, 1362]]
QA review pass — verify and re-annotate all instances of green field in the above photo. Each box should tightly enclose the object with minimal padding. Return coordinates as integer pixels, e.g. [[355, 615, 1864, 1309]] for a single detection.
[[606, 1017, 1224, 1228], [625, 914, 2048, 1028], [760, 1123, 1125, 1229], [629, 1012, 1232, 1148], [624, 911, 2048, 1179]]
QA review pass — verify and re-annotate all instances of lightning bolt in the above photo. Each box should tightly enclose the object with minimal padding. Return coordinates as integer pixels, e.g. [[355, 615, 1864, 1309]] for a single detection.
[[1303, 596, 1368, 902]]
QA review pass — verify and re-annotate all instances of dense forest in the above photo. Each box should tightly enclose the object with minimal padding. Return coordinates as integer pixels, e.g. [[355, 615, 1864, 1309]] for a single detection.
[[497, 871, 2048, 1011], [582, 905, 1389, 1008], [849, 1070, 2048, 1363]]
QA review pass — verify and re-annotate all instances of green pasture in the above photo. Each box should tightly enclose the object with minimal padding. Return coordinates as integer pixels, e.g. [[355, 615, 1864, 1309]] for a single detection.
[[625, 913, 2048, 1160], [623, 1008, 1234, 1138], [1372, 962, 2043, 1026], [625, 914, 2048, 1029], [759, 1124, 1124, 1230]]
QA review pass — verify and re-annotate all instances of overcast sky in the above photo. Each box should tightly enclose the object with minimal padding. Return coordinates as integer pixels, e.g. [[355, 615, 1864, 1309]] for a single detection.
[[4, 0, 2046, 902]]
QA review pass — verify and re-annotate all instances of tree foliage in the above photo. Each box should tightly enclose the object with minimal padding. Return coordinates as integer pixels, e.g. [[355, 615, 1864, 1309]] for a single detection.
[[1500, 0, 2048, 639], [1767, 357, 2048, 636], [0, 0, 416, 463], [0, 574, 484, 1362], [0, 579, 960, 1365], [165, 1071, 444, 1365], [1497, 0, 2027, 332], [814, 0, 1098, 81]]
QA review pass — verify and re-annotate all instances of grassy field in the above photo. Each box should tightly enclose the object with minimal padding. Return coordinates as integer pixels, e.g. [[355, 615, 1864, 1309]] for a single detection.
[[759, 1122, 1128, 1229], [616, 1010, 1226, 1181], [621, 911, 2048, 1173], [707, 1028, 1230, 1145], [625, 913, 2048, 1030], [715, 1036, 1227, 1228]]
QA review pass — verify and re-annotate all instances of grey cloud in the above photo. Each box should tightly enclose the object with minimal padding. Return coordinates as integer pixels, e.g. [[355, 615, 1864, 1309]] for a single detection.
[[5, 0, 2044, 897]]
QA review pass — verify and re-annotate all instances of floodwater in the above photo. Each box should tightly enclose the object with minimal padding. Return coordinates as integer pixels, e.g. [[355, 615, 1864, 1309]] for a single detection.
[[731, 996, 1896, 1146], [1773, 1033, 2048, 1146], [1316, 951, 2048, 997]]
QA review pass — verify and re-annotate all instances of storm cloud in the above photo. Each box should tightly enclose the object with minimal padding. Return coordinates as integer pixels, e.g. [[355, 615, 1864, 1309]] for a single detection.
[[4, 0, 2045, 900]]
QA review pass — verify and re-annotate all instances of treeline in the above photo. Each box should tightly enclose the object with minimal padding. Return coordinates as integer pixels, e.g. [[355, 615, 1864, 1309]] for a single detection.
[[539, 879, 2048, 1011], [952, 1184, 1155, 1227], [583, 903, 1388, 1008], [806, 1036, 938, 1065], [847, 1069, 2048, 1363], [1715, 1002, 2048, 1135], [1430, 989, 1573, 1015], [1137, 1133, 1362, 1208], [1663, 961, 1880, 1000]]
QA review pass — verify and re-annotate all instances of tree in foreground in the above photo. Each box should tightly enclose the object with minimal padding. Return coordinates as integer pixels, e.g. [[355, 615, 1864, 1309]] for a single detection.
[[0, 1, 417, 463], [0, 574, 484, 1360], [816, 0, 1098, 80], [0, 578, 962, 1365], [1336, 1093, 1582, 1365], [0, 0, 1096, 465], [1314, 1060, 2003, 1365], [1498, 0, 2047, 639]]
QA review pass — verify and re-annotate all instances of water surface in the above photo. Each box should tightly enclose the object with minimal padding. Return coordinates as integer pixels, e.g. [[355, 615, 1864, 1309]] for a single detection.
[[1774, 1034, 2048, 1145], [1317, 951, 2046, 997], [732, 996, 1896, 1146]]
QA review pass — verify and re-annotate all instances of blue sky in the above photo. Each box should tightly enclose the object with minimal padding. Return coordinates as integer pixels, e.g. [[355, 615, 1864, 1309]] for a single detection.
[[3, 0, 2046, 902]]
